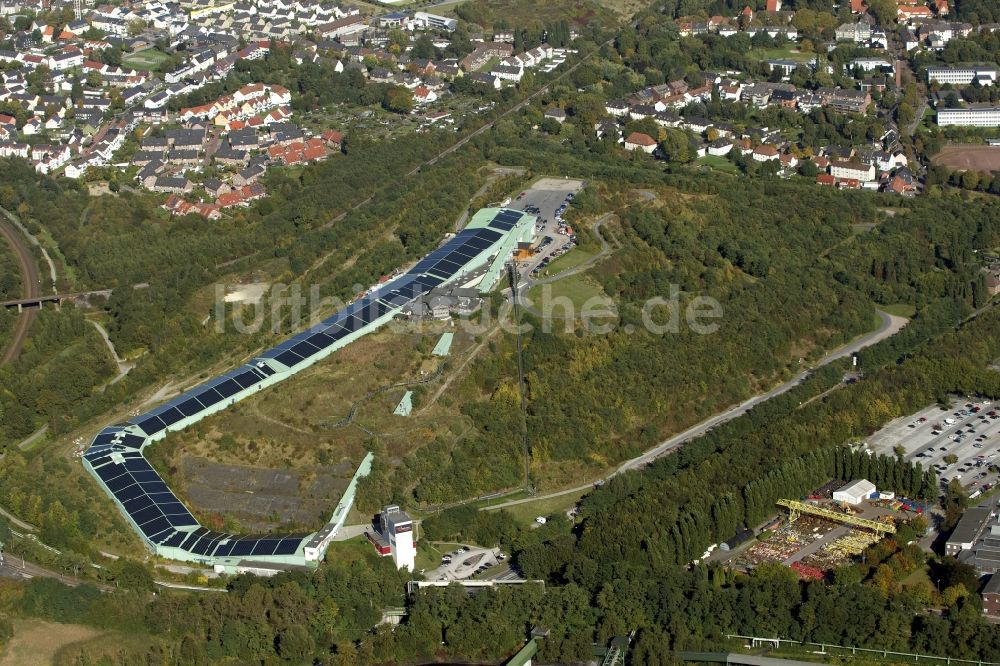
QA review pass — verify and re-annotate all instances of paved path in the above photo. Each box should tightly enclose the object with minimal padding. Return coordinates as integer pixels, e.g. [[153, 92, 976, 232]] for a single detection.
[[0, 554, 113, 591], [89, 320, 133, 385], [484, 310, 908, 510], [0, 505, 36, 532], [16, 425, 47, 451]]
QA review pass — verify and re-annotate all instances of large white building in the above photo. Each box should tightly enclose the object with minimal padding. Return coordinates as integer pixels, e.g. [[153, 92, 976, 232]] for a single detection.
[[381, 506, 416, 571], [414, 11, 456, 31], [833, 479, 876, 505], [830, 160, 876, 182], [938, 106, 1000, 127], [926, 66, 997, 86]]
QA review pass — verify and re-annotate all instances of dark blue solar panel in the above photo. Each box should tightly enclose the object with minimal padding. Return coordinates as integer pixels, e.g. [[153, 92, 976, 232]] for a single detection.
[[131, 470, 162, 484], [176, 398, 204, 417], [449, 246, 479, 261], [415, 274, 444, 288], [381, 291, 412, 308], [139, 480, 170, 495], [96, 463, 128, 482], [213, 540, 237, 557], [84, 446, 110, 460], [230, 539, 256, 556], [123, 495, 154, 512], [136, 415, 166, 436], [114, 483, 145, 502], [274, 538, 302, 555], [160, 530, 187, 548], [428, 267, 454, 280], [140, 516, 171, 537], [290, 340, 320, 359], [87, 454, 112, 468], [148, 492, 176, 503], [120, 433, 146, 448], [324, 325, 350, 341], [463, 235, 493, 251], [490, 219, 517, 231], [306, 332, 334, 350], [435, 259, 464, 275], [274, 349, 304, 368], [188, 536, 214, 555], [148, 526, 175, 543], [104, 473, 136, 493], [94, 429, 118, 441], [341, 316, 363, 332], [255, 363, 275, 377], [130, 506, 162, 526], [196, 388, 224, 408], [214, 379, 242, 399], [251, 539, 281, 556], [157, 501, 189, 515], [232, 370, 261, 390], [179, 528, 208, 550], [477, 227, 503, 242], [124, 459, 152, 472], [168, 513, 198, 527], [409, 259, 436, 273]]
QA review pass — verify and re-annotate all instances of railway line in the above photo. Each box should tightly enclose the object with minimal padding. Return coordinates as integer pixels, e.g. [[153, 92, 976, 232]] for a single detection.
[[0, 214, 40, 364]]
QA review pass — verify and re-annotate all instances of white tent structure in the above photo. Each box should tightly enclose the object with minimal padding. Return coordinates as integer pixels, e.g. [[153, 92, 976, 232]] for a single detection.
[[833, 479, 877, 505]]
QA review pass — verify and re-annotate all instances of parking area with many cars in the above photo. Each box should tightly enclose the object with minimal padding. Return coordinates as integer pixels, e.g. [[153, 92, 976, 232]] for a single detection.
[[867, 398, 1000, 495], [425, 546, 507, 582], [507, 178, 584, 277]]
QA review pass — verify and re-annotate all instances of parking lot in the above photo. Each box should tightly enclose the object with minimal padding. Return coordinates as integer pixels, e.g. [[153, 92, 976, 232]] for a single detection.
[[867, 398, 1000, 495], [425, 545, 506, 582], [507, 178, 584, 277]]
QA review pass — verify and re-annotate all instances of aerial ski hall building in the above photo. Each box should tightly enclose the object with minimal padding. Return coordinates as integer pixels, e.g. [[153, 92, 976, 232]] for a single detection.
[[82, 208, 535, 571]]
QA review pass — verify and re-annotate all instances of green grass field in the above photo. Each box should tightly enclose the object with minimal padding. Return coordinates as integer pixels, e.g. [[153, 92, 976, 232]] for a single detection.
[[749, 46, 818, 64], [527, 275, 609, 312], [123, 48, 170, 70], [497, 488, 590, 525], [696, 154, 739, 173], [542, 246, 596, 275]]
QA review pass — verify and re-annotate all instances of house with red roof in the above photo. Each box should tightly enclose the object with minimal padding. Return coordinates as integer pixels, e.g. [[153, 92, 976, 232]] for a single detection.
[[752, 144, 779, 162], [624, 131, 657, 153], [321, 129, 344, 149]]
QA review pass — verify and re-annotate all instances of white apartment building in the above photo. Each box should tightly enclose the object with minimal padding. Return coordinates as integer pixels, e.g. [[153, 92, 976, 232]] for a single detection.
[[938, 106, 1000, 127], [926, 66, 997, 85]]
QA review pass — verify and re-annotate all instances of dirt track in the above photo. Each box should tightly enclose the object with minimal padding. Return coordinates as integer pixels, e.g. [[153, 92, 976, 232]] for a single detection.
[[0, 214, 39, 364], [933, 145, 1000, 172]]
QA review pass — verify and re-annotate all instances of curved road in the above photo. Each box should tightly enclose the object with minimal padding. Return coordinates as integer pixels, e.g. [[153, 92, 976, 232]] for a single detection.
[[0, 215, 40, 364], [484, 310, 909, 510], [515, 214, 614, 319]]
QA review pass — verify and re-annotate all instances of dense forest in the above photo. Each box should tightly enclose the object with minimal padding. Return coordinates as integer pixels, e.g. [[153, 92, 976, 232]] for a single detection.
[[7, 300, 1000, 665], [357, 150, 1000, 506]]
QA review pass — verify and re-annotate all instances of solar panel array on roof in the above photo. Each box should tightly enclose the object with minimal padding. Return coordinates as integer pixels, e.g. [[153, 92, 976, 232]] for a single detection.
[[82, 210, 528, 563], [488, 209, 524, 232], [256, 225, 507, 372]]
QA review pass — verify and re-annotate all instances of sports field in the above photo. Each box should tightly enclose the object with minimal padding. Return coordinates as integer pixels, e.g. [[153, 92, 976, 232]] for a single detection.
[[933, 144, 1000, 172], [122, 48, 170, 70]]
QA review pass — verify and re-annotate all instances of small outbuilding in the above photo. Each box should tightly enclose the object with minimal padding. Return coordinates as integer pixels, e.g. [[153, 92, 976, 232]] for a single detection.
[[720, 528, 754, 551]]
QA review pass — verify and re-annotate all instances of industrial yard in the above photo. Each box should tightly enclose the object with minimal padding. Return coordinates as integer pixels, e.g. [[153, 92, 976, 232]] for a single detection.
[[719, 480, 923, 579]]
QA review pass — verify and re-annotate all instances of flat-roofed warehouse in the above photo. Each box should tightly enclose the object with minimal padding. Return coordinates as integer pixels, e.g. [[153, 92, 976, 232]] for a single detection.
[[82, 208, 536, 571]]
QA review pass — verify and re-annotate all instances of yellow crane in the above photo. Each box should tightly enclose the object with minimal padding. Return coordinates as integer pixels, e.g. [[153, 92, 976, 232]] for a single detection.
[[777, 499, 896, 535]]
